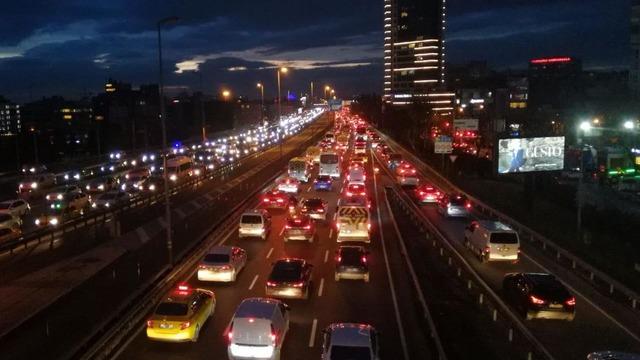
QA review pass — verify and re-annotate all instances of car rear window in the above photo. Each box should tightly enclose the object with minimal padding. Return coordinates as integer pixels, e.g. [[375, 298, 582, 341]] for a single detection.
[[340, 249, 363, 265], [330, 345, 371, 360], [317, 176, 331, 182], [304, 199, 323, 208], [155, 302, 188, 316], [241, 215, 263, 224], [389, 154, 402, 161], [490, 232, 519, 244], [321, 154, 339, 164], [271, 261, 303, 282], [450, 196, 467, 206], [287, 217, 310, 227], [204, 254, 230, 263]]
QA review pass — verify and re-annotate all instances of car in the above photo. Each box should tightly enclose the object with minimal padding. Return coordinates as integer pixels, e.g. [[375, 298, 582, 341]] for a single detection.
[[0, 199, 30, 217], [321, 323, 380, 360], [299, 198, 329, 221], [0, 227, 21, 243], [238, 209, 272, 240], [0, 213, 22, 230], [347, 165, 366, 184], [413, 184, 442, 204], [45, 185, 82, 202], [370, 134, 381, 148], [334, 246, 370, 282], [146, 283, 215, 342], [395, 161, 419, 186], [344, 182, 367, 197], [437, 193, 471, 218], [464, 221, 520, 263], [198, 246, 247, 282], [351, 154, 368, 164], [503, 273, 576, 321], [92, 191, 131, 209], [226, 298, 290, 360], [265, 258, 313, 299], [34, 208, 64, 227], [50, 192, 90, 214], [121, 173, 150, 192], [276, 177, 300, 194], [313, 175, 333, 191], [261, 188, 290, 209], [85, 177, 118, 193], [283, 215, 315, 242], [387, 153, 403, 170]]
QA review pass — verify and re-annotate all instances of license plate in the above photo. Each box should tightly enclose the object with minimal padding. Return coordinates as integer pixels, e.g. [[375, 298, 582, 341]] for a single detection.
[[549, 303, 563, 309], [160, 322, 172, 329]]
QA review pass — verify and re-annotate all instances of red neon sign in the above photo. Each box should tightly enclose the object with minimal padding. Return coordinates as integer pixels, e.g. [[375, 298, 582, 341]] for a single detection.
[[530, 57, 572, 65]]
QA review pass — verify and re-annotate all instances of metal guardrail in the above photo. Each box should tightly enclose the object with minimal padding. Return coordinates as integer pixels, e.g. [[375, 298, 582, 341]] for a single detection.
[[376, 129, 640, 314], [0, 111, 326, 258], [384, 184, 553, 360]]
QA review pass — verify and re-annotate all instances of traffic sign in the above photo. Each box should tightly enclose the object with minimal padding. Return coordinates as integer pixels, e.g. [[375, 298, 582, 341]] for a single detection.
[[449, 155, 458, 163], [434, 135, 452, 154]]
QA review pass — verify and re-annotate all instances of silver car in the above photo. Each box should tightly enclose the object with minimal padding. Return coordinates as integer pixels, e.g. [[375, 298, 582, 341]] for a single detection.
[[0, 199, 30, 217], [197, 246, 247, 282]]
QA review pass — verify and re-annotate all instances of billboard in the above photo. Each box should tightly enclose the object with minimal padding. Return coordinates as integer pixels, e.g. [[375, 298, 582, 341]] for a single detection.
[[497, 136, 565, 174], [453, 118, 479, 131]]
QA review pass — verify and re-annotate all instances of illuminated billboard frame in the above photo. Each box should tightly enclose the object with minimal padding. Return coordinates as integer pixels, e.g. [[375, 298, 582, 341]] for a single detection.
[[497, 136, 565, 174]]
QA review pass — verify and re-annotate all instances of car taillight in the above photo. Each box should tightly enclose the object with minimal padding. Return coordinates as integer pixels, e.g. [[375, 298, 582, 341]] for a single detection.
[[346, 191, 353, 196], [336, 256, 342, 262], [317, 208, 324, 212], [267, 281, 276, 286], [367, 222, 371, 231], [361, 256, 367, 264], [419, 191, 425, 196], [304, 225, 311, 230], [360, 192, 366, 196], [336, 223, 341, 229], [565, 297, 576, 306], [529, 295, 546, 305], [198, 264, 208, 269], [180, 321, 191, 330], [226, 323, 234, 342], [285, 225, 291, 229], [270, 325, 277, 343], [292, 281, 304, 287], [146, 320, 154, 328], [465, 202, 472, 209], [263, 198, 270, 203], [276, 198, 284, 203]]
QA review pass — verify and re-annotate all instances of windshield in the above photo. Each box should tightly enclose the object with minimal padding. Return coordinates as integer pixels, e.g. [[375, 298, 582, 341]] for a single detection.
[[155, 302, 188, 316], [321, 154, 339, 164], [270, 261, 303, 282], [204, 253, 230, 263], [490, 233, 519, 244], [330, 345, 371, 360], [317, 176, 332, 182], [241, 215, 263, 224], [304, 199, 323, 208]]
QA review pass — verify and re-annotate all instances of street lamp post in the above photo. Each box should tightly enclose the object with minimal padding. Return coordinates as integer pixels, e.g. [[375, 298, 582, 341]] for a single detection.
[[198, 71, 206, 141], [277, 67, 288, 158], [576, 120, 592, 239], [256, 83, 264, 121], [157, 15, 179, 267], [324, 85, 330, 100], [29, 126, 39, 163]]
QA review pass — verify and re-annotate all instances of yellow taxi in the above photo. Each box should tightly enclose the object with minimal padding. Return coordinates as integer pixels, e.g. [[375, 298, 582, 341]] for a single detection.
[[146, 283, 215, 342]]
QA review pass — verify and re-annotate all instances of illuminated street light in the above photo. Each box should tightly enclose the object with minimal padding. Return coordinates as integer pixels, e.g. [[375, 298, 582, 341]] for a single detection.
[[579, 121, 592, 131], [623, 120, 635, 130], [256, 83, 264, 120], [222, 90, 231, 99], [592, 117, 600, 125]]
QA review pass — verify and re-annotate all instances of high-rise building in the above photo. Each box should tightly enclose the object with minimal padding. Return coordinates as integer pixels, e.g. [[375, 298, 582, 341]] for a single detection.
[[630, 0, 640, 98], [0, 102, 21, 136], [383, 0, 453, 112]]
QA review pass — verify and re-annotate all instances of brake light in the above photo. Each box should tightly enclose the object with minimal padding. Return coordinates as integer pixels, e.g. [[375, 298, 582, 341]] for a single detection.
[[177, 284, 190, 291], [419, 191, 425, 196], [285, 225, 291, 229], [270, 325, 277, 343], [336, 223, 341, 229], [263, 198, 270, 203], [346, 191, 353, 196], [361, 256, 367, 264], [465, 202, 472, 209], [565, 297, 576, 306], [529, 295, 546, 305], [317, 208, 324, 213], [336, 256, 342, 262], [276, 198, 284, 203], [303, 225, 311, 230], [147, 320, 154, 328], [180, 321, 191, 330], [367, 222, 371, 231], [267, 281, 277, 286], [292, 281, 305, 287]]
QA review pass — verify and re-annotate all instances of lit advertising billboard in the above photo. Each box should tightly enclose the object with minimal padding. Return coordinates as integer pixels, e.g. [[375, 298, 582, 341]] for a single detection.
[[497, 136, 565, 174]]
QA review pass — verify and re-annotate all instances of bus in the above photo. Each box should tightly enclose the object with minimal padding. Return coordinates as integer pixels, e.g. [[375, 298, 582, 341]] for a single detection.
[[166, 155, 193, 182], [319, 152, 341, 178]]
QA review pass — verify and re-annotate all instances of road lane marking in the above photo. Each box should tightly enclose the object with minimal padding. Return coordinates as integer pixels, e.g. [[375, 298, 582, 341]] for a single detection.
[[279, 226, 285, 236], [307, 186, 312, 192], [328, 229, 333, 239], [324, 250, 329, 263], [308, 318, 318, 348], [372, 153, 410, 360], [318, 278, 325, 297], [333, 213, 337, 221], [249, 275, 259, 290], [266, 247, 274, 259]]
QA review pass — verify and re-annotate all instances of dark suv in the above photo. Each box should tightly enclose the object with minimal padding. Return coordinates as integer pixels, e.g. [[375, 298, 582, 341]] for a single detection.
[[334, 246, 369, 282], [503, 273, 575, 321]]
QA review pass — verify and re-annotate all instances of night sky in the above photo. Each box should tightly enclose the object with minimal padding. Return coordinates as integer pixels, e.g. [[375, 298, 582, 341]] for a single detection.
[[0, 0, 631, 103]]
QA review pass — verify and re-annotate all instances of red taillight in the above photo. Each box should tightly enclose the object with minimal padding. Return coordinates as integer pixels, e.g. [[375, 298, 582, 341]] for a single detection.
[[263, 198, 270, 203], [270, 325, 277, 343], [267, 281, 276, 286], [565, 297, 576, 306], [529, 295, 546, 305], [227, 331, 233, 342], [361, 256, 367, 263], [276, 198, 284, 203], [177, 284, 190, 291], [180, 321, 191, 330], [317, 208, 324, 213], [346, 191, 353, 196], [336, 223, 341, 229], [336, 256, 342, 262], [147, 320, 154, 328], [419, 191, 425, 196], [360, 192, 366, 196], [465, 202, 472, 209], [285, 225, 291, 229], [367, 222, 371, 231], [303, 225, 311, 230], [292, 281, 304, 287]]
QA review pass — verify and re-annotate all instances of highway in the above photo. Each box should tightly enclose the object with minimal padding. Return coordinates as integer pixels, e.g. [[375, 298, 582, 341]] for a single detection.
[[373, 129, 640, 359]]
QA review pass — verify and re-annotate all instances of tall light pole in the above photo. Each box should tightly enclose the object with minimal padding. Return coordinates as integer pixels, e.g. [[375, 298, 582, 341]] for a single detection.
[[256, 83, 264, 121], [277, 67, 288, 158], [310, 81, 314, 105], [157, 15, 179, 267], [324, 85, 330, 100], [198, 70, 206, 141], [29, 125, 39, 163], [576, 120, 592, 239]]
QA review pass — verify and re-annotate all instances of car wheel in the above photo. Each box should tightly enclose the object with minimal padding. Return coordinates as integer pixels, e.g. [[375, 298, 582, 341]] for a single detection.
[[192, 325, 200, 342]]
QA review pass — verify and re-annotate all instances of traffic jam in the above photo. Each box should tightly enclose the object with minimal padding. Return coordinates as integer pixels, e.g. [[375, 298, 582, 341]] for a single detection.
[[0, 110, 323, 244], [124, 109, 385, 359]]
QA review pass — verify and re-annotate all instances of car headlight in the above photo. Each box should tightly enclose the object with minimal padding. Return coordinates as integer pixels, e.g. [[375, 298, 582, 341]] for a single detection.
[[92, 203, 97, 208], [149, 184, 156, 191], [31, 182, 38, 189], [105, 203, 110, 208], [86, 185, 90, 190], [57, 194, 63, 200], [170, 174, 177, 181], [35, 219, 40, 225], [50, 217, 59, 226], [98, 185, 104, 190], [50, 204, 55, 209]]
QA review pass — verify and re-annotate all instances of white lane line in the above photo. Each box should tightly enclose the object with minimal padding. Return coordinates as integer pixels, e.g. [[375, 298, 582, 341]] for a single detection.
[[308, 318, 318, 348], [328, 229, 334, 239], [307, 186, 312, 192], [372, 154, 410, 360], [333, 213, 337, 221], [318, 278, 325, 297], [266, 247, 274, 259], [249, 275, 259, 290], [324, 250, 329, 263], [279, 226, 285, 237], [521, 252, 640, 344]]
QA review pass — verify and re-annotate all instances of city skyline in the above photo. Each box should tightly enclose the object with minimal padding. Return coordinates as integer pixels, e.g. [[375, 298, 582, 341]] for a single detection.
[[0, 0, 633, 103]]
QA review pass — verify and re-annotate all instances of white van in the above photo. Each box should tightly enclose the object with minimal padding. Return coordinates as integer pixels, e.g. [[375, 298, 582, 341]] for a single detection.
[[166, 155, 193, 182], [238, 209, 272, 240], [227, 298, 290, 360], [347, 166, 366, 184], [464, 220, 520, 262]]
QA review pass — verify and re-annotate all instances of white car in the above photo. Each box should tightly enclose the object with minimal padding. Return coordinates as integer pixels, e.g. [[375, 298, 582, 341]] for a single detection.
[[321, 323, 380, 360], [197, 246, 247, 282], [276, 177, 300, 193], [227, 298, 290, 360], [0, 199, 30, 217]]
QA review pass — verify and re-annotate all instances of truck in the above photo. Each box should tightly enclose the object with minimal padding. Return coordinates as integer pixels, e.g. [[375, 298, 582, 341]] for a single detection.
[[288, 157, 310, 183], [336, 201, 370, 243]]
